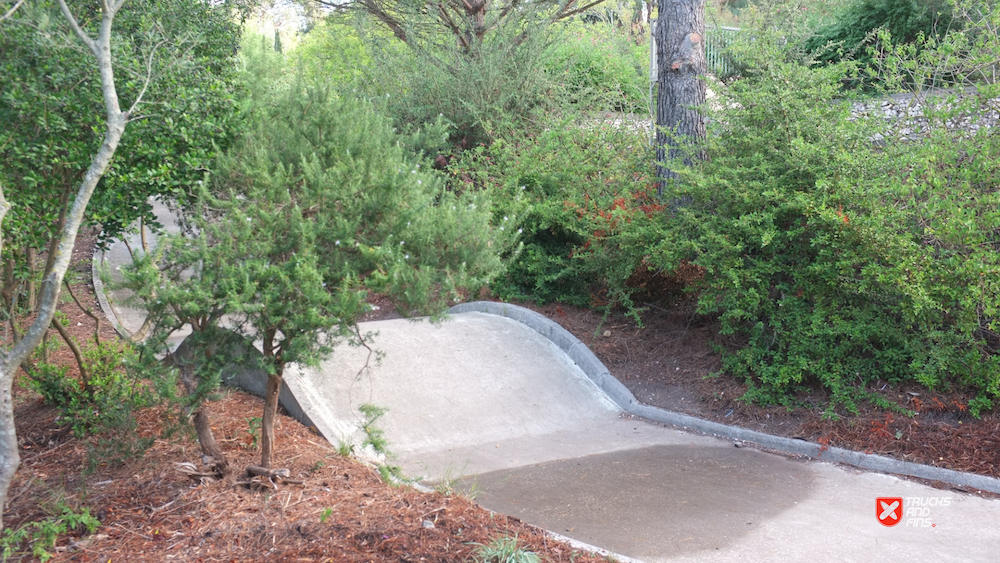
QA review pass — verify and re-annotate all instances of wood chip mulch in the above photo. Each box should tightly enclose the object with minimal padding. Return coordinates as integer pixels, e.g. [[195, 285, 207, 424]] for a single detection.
[[9, 387, 610, 562]]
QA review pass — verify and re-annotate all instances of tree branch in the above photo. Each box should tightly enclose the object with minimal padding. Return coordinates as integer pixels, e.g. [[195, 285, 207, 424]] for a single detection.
[[494, 0, 522, 27], [64, 279, 101, 346], [49, 316, 91, 394], [318, 0, 409, 44], [555, 0, 608, 21], [56, 0, 97, 54], [0, 0, 25, 23], [436, 3, 469, 49], [128, 39, 168, 114]]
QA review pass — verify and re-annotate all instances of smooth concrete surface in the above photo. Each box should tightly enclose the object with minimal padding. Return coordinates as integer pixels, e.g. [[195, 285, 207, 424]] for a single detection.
[[464, 446, 1000, 562], [283, 313, 724, 478], [285, 314, 1000, 562], [92, 198, 192, 348]]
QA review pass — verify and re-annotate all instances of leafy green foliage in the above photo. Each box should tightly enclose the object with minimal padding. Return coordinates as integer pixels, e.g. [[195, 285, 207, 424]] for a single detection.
[[865, 1, 1000, 92], [123, 35, 511, 467], [545, 22, 648, 112], [26, 340, 155, 439], [293, 19, 372, 88], [361, 22, 556, 145], [450, 113, 654, 306], [804, 0, 954, 69], [421, 9, 1000, 415], [0, 0, 244, 319], [646, 28, 1000, 415], [1, 503, 99, 562]]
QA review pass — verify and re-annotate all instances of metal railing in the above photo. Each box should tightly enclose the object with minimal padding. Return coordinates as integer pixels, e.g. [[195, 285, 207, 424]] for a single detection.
[[704, 25, 741, 78]]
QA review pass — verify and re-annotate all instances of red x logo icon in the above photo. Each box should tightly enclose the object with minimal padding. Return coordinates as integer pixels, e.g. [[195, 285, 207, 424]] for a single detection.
[[877, 497, 903, 527]]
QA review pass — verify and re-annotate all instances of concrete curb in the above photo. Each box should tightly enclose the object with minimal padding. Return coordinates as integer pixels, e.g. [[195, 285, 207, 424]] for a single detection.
[[448, 301, 1000, 495]]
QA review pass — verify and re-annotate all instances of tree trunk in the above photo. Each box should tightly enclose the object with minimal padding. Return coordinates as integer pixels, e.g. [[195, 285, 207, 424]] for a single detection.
[[0, 335, 16, 532], [25, 247, 36, 309], [1, 0, 131, 531], [655, 0, 707, 191], [260, 369, 282, 470], [177, 361, 229, 475], [192, 407, 228, 473], [2, 258, 14, 320]]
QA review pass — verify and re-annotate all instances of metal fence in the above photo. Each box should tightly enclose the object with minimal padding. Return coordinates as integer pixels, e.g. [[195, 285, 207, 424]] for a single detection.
[[704, 26, 741, 78]]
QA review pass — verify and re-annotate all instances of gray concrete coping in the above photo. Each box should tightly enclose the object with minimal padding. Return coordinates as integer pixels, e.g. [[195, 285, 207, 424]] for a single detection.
[[447, 301, 1000, 495]]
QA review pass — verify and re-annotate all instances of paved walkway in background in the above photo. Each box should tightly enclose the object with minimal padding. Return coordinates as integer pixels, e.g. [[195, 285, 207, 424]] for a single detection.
[[95, 200, 1000, 563]]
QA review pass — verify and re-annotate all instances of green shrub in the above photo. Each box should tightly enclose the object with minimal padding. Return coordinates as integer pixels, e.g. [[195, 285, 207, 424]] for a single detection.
[[804, 0, 954, 71], [450, 113, 655, 306], [293, 18, 372, 89], [647, 31, 1000, 415], [359, 23, 554, 145], [27, 340, 156, 438], [1, 503, 99, 562], [545, 23, 649, 112], [470, 535, 540, 563]]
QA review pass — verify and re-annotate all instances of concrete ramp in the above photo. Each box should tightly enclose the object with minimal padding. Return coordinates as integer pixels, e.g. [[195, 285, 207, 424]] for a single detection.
[[285, 312, 711, 479], [281, 309, 1000, 563]]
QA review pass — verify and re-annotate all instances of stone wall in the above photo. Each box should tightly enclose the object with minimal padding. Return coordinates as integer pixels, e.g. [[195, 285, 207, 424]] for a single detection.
[[849, 88, 1000, 143]]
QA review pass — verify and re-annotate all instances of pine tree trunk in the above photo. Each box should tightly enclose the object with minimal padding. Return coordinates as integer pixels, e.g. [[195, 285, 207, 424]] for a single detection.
[[655, 0, 707, 190], [260, 370, 282, 470], [176, 355, 229, 474], [0, 375, 17, 530], [193, 407, 229, 474]]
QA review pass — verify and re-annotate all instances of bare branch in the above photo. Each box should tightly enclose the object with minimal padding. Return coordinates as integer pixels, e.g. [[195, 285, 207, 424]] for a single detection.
[[0, 0, 25, 23], [318, 0, 409, 44], [436, 3, 469, 49], [128, 39, 168, 114], [56, 0, 97, 53], [494, 0, 522, 27], [64, 280, 102, 347], [555, 0, 607, 21], [50, 316, 91, 392]]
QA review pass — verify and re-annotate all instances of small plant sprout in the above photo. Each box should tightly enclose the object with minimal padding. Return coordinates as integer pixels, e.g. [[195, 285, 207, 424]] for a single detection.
[[470, 535, 541, 563]]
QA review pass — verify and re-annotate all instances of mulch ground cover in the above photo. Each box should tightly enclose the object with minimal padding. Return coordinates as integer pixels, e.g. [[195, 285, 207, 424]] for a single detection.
[[2, 232, 610, 562]]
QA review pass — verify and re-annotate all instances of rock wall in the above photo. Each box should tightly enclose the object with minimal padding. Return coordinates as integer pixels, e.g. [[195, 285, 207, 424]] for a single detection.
[[849, 88, 1000, 143]]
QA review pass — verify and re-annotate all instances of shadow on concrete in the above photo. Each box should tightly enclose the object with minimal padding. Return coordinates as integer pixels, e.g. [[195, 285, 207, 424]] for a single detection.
[[462, 444, 814, 560]]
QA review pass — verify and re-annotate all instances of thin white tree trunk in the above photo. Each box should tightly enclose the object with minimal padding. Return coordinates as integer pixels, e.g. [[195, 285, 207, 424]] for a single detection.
[[0, 0, 129, 531]]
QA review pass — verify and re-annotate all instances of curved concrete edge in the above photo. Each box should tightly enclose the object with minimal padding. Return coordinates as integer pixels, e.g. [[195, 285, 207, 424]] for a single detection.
[[448, 301, 1000, 495], [542, 530, 646, 563], [91, 247, 133, 341]]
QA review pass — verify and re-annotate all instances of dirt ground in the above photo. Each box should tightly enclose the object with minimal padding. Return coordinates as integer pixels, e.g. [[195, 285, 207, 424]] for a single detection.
[[3, 232, 998, 561]]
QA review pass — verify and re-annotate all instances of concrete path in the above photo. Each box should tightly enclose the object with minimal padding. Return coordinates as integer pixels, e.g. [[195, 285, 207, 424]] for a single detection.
[[94, 202, 1000, 563], [286, 313, 1000, 563]]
